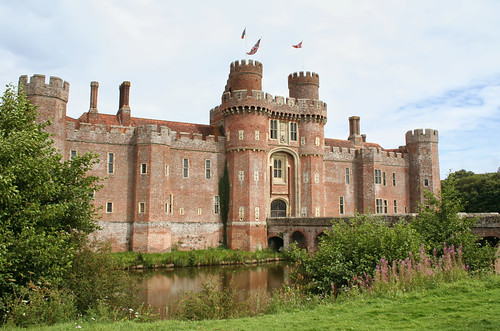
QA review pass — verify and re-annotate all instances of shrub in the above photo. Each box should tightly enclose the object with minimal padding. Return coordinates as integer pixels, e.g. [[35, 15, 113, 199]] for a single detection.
[[288, 215, 421, 294]]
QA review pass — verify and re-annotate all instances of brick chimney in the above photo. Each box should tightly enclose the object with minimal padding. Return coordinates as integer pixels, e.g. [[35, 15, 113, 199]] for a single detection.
[[348, 116, 363, 146], [117, 81, 131, 126], [86, 81, 99, 123]]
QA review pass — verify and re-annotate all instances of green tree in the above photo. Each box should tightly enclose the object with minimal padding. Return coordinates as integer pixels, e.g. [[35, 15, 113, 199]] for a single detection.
[[412, 180, 495, 270], [0, 85, 100, 296], [218, 164, 230, 247]]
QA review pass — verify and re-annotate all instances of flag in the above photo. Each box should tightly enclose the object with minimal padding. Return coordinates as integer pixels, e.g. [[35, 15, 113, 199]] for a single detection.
[[292, 41, 303, 48], [247, 38, 261, 55], [241, 28, 246, 39]]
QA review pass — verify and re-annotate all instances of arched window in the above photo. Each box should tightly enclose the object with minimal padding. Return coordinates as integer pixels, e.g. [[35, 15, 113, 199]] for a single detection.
[[270, 199, 287, 217]]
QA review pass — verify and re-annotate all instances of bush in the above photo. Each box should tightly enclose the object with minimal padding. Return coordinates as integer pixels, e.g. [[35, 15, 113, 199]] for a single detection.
[[288, 215, 421, 294]]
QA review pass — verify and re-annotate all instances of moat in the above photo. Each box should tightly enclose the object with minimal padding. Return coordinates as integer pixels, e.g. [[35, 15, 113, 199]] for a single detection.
[[132, 262, 289, 318]]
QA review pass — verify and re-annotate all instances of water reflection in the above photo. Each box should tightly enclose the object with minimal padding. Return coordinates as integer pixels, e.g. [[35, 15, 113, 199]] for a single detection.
[[132, 262, 289, 318]]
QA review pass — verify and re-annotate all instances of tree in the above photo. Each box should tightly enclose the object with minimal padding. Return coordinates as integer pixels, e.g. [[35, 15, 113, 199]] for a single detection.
[[218, 164, 230, 247], [0, 85, 100, 296]]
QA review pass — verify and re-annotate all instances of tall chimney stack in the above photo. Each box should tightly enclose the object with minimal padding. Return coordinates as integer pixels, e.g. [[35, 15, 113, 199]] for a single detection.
[[89, 81, 99, 112], [348, 116, 363, 146], [117, 81, 131, 126]]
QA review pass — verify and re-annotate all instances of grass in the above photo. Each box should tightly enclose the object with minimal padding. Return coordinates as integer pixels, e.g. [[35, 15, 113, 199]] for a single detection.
[[110, 247, 282, 269], [6, 275, 499, 330]]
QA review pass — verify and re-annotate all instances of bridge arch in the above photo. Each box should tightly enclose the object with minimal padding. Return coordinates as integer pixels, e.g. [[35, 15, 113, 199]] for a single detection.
[[291, 230, 307, 251], [268, 236, 284, 252]]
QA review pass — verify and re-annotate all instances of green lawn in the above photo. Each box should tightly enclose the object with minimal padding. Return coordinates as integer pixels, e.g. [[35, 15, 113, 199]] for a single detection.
[[4, 275, 500, 330]]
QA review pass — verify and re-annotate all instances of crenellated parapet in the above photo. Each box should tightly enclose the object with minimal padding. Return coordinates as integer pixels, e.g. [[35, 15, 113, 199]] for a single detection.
[[66, 121, 135, 145], [19, 74, 70, 102], [288, 71, 320, 100], [405, 129, 439, 144], [215, 89, 327, 123], [324, 146, 357, 162]]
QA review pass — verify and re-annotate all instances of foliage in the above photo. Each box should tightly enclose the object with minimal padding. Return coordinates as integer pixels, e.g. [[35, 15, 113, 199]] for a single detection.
[[218, 164, 230, 247], [110, 247, 281, 269], [288, 215, 422, 294], [443, 169, 500, 213], [412, 180, 495, 270], [0, 85, 101, 298]]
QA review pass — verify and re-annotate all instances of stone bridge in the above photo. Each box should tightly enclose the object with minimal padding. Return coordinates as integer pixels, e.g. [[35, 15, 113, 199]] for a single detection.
[[266, 213, 500, 252]]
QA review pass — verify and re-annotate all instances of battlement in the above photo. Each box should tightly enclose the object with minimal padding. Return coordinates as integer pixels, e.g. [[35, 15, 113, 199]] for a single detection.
[[288, 71, 320, 86], [405, 129, 439, 144], [230, 60, 263, 75], [219, 90, 327, 119], [19, 74, 70, 102]]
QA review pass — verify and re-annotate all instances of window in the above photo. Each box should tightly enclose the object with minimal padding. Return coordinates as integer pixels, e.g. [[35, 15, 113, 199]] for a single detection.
[[214, 196, 219, 214], [405, 207, 408, 213], [205, 160, 211, 179], [384, 200, 388, 214], [182, 158, 189, 178], [424, 179, 429, 187], [238, 130, 244, 140], [315, 137, 320, 146], [168, 194, 173, 214], [301, 207, 307, 217], [273, 157, 284, 181], [374, 169, 382, 184], [180, 207, 184, 215], [197, 208, 202, 215], [383, 172, 386, 186], [107, 153, 114, 174], [340, 196, 345, 215], [165, 165, 170, 177], [270, 119, 278, 139], [376, 199, 383, 214], [70, 150, 77, 160], [140, 163, 147, 174], [164, 202, 168, 214], [394, 200, 398, 213], [255, 130, 260, 140], [255, 207, 260, 221], [290, 122, 297, 141], [392, 173, 396, 186], [106, 202, 113, 213], [139, 202, 146, 214], [239, 206, 244, 220], [345, 168, 350, 184]]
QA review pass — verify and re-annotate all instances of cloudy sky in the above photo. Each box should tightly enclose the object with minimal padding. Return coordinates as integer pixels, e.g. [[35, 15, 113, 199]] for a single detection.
[[1, 0, 499, 178]]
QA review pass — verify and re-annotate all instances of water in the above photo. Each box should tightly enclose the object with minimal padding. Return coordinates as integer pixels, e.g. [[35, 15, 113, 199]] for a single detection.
[[132, 262, 289, 318]]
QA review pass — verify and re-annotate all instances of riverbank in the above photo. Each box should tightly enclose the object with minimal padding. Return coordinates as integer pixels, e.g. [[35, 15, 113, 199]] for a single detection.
[[8, 275, 500, 330], [109, 248, 284, 269]]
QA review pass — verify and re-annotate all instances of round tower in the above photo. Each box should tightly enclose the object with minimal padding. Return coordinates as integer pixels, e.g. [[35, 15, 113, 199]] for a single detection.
[[225, 60, 263, 94], [18, 74, 69, 154], [288, 71, 319, 99]]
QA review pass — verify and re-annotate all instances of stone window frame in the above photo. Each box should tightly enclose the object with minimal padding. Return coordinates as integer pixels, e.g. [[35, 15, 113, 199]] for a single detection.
[[315, 137, 320, 146], [205, 159, 211, 179], [70, 150, 77, 161], [384, 199, 388, 214], [107, 152, 115, 174], [345, 168, 350, 184], [165, 164, 170, 177], [290, 122, 298, 142], [376, 198, 383, 214], [182, 158, 189, 178], [424, 178, 429, 187], [255, 130, 260, 141], [339, 196, 345, 215], [214, 196, 219, 214], [238, 206, 244, 221], [138, 202, 146, 214], [392, 172, 396, 186], [255, 206, 260, 221], [197, 208, 202, 215], [270, 119, 278, 140], [374, 169, 382, 184], [238, 130, 244, 140], [106, 202, 113, 213], [394, 200, 398, 213], [140, 163, 147, 174], [273, 154, 286, 184], [383, 172, 387, 186]]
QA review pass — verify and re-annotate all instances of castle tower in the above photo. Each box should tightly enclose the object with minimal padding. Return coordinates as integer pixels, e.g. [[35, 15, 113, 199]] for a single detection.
[[288, 72, 319, 100], [225, 60, 263, 94], [290, 72, 326, 218], [19, 74, 69, 154], [406, 129, 440, 212], [222, 60, 268, 251]]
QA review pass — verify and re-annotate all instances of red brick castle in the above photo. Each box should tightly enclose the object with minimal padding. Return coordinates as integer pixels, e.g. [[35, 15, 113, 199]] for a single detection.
[[19, 59, 440, 252]]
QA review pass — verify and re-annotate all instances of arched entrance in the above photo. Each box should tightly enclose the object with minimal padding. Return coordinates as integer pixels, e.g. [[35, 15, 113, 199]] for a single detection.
[[268, 236, 284, 252], [291, 231, 307, 250], [270, 199, 287, 217]]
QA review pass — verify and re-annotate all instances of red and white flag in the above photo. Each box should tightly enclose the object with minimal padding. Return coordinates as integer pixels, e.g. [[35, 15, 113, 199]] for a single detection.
[[247, 38, 261, 55], [241, 28, 246, 39], [292, 41, 303, 48]]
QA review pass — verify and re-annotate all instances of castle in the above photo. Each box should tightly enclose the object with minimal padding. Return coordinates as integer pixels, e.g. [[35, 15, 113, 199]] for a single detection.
[[19, 59, 440, 252]]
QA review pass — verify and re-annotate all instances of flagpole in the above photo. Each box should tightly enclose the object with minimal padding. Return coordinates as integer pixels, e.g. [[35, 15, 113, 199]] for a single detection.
[[301, 46, 304, 70], [245, 37, 248, 60]]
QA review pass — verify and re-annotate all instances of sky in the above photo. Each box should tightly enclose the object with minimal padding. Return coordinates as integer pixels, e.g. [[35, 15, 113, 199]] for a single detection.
[[1, 0, 500, 179]]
